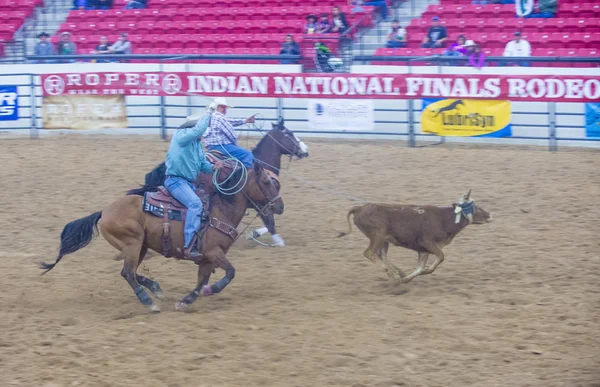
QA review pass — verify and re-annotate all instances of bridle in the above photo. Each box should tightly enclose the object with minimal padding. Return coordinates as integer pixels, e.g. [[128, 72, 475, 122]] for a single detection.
[[243, 169, 282, 218]]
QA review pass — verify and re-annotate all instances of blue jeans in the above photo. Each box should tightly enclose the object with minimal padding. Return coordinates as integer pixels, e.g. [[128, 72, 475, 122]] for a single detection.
[[164, 176, 203, 249], [124, 1, 145, 8], [208, 144, 254, 168], [386, 41, 406, 48], [363, 0, 388, 19], [525, 12, 555, 18]]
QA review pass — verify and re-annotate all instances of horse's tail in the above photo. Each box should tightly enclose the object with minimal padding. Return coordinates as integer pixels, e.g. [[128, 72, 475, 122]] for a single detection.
[[40, 211, 102, 274], [336, 206, 361, 238], [126, 162, 167, 196]]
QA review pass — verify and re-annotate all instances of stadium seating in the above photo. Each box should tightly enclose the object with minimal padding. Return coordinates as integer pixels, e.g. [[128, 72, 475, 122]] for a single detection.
[[0, 0, 43, 43], [51, 1, 379, 60], [374, 0, 600, 66]]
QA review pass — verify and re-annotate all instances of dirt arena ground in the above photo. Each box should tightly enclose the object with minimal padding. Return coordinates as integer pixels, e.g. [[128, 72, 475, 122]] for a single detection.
[[0, 135, 598, 387]]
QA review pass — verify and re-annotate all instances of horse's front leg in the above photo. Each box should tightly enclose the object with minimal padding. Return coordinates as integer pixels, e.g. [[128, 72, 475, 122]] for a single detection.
[[259, 213, 285, 247], [175, 259, 215, 311], [200, 250, 235, 296]]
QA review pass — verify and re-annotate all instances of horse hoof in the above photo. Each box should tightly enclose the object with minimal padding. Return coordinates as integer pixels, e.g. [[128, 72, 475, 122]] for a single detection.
[[175, 301, 189, 311], [271, 234, 285, 247], [150, 304, 161, 313], [200, 285, 213, 297], [154, 291, 165, 300]]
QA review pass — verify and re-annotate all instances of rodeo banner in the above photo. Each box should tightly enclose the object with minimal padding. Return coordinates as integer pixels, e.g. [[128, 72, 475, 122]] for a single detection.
[[421, 98, 512, 137], [307, 99, 374, 131], [585, 103, 600, 137], [41, 73, 600, 103], [42, 95, 128, 130]]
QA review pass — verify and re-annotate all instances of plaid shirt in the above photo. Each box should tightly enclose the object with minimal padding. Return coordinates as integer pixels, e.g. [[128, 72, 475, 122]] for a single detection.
[[202, 111, 245, 146]]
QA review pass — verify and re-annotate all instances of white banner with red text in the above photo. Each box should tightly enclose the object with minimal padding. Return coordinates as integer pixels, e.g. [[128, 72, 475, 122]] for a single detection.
[[40, 72, 600, 103]]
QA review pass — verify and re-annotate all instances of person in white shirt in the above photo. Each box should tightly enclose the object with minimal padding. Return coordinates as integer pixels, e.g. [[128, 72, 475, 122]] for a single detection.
[[502, 31, 531, 67]]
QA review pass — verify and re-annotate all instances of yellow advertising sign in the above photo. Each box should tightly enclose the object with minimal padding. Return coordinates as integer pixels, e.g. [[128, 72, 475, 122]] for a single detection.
[[42, 95, 128, 130], [421, 99, 512, 137]]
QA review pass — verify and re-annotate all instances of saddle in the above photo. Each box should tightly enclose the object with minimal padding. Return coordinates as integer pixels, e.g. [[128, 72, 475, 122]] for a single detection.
[[141, 151, 240, 262]]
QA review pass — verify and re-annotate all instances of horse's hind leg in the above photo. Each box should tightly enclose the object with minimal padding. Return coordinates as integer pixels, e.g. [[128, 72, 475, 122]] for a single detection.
[[135, 246, 165, 299], [120, 242, 160, 312], [175, 260, 214, 311]]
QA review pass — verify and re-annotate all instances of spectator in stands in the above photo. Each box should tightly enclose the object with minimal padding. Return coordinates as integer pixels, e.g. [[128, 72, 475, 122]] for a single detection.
[[280, 34, 300, 64], [57, 32, 77, 58], [385, 20, 406, 48], [91, 35, 111, 62], [108, 33, 132, 55], [502, 31, 531, 66], [421, 16, 447, 48], [34, 32, 54, 62], [72, 0, 86, 9], [331, 6, 349, 34], [91, 0, 113, 9], [305, 14, 318, 34], [316, 13, 332, 34], [361, 0, 389, 21], [123, 0, 146, 9], [527, 0, 557, 18], [443, 35, 467, 57], [468, 44, 486, 69]]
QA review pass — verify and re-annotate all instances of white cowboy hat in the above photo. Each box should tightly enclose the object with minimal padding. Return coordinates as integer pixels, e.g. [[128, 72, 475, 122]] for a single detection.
[[213, 97, 233, 108], [465, 40, 476, 47]]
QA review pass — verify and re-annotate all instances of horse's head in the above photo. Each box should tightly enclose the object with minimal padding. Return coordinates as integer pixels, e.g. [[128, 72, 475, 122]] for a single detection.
[[268, 117, 309, 159], [245, 161, 285, 216]]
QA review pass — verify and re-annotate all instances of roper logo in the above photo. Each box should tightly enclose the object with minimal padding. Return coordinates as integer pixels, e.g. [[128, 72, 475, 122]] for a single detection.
[[0, 86, 19, 121], [162, 74, 182, 95], [44, 75, 66, 95]]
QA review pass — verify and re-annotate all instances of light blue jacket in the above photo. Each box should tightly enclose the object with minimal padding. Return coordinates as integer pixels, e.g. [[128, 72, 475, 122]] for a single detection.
[[165, 114, 214, 183]]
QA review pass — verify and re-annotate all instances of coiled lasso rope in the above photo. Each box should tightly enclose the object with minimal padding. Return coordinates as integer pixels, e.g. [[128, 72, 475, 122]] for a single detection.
[[211, 156, 248, 196]]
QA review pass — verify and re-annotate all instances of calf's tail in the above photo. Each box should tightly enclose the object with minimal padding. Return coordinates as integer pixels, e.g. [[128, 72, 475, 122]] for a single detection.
[[40, 211, 102, 274], [336, 206, 361, 238]]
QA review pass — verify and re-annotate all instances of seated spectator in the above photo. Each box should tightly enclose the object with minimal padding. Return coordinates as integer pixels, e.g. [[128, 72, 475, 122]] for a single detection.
[[91, 35, 111, 62], [305, 14, 317, 34], [385, 20, 406, 48], [331, 6, 349, 34], [34, 32, 54, 62], [349, 0, 365, 13], [280, 34, 300, 64], [91, 0, 113, 9], [502, 31, 531, 66], [468, 44, 486, 69], [108, 33, 132, 55], [57, 32, 77, 56], [443, 35, 467, 57], [421, 16, 447, 48], [316, 13, 331, 34], [526, 0, 557, 18], [123, 0, 146, 9]]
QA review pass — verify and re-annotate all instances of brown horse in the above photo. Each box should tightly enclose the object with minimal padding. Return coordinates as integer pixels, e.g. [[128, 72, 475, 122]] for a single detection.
[[138, 118, 309, 247], [40, 161, 284, 312]]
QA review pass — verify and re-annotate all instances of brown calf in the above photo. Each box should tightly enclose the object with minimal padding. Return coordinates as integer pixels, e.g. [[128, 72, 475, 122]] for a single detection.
[[337, 191, 492, 283]]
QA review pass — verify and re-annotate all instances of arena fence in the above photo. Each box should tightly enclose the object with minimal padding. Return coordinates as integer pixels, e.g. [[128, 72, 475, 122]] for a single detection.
[[0, 60, 599, 151]]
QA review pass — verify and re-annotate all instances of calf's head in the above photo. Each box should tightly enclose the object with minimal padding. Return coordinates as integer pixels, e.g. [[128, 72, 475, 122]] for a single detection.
[[455, 189, 492, 224]]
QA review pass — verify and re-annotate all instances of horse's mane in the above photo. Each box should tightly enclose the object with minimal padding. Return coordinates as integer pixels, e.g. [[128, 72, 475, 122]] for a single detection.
[[126, 162, 167, 196], [252, 131, 271, 156]]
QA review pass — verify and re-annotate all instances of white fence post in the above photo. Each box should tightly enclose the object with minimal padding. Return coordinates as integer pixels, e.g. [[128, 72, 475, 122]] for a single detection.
[[30, 73, 38, 139], [548, 102, 557, 152]]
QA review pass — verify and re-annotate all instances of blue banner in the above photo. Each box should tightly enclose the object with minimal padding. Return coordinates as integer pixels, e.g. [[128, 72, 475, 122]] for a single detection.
[[0, 86, 19, 121], [585, 103, 600, 138]]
